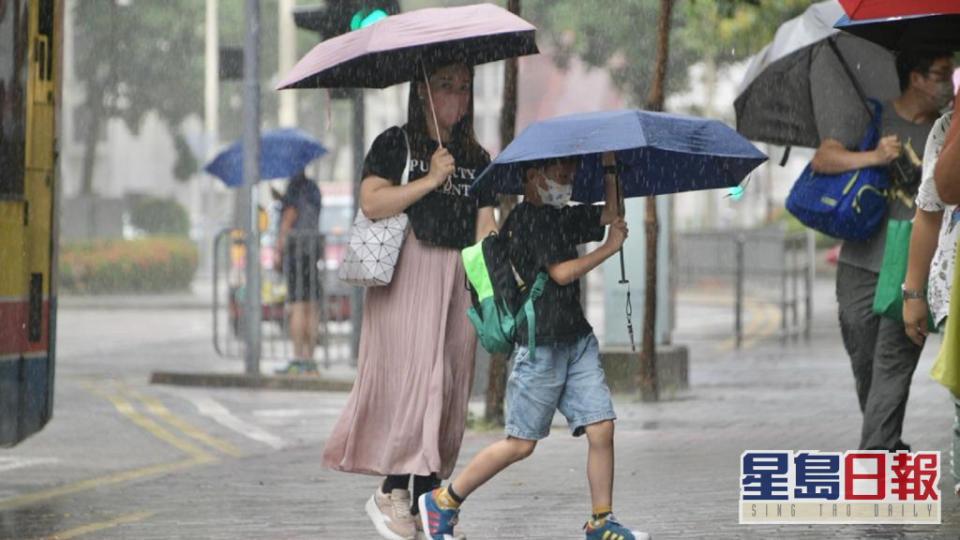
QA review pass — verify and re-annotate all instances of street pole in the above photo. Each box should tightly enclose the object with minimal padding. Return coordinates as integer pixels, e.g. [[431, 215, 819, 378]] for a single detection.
[[241, 0, 261, 374], [277, 0, 297, 127], [204, 0, 218, 280], [349, 89, 365, 365]]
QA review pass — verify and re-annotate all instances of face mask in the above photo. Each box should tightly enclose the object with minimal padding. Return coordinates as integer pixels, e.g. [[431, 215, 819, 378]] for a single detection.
[[536, 175, 573, 208], [930, 81, 955, 110]]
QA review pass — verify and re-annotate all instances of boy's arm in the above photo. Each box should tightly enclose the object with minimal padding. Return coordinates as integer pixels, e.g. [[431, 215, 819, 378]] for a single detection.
[[546, 218, 628, 286], [599, 152, 621, 225]]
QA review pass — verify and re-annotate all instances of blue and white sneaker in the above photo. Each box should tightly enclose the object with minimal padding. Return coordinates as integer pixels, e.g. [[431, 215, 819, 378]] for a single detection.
[[417, 488, 459, 540], [583, 515, 649, 540]]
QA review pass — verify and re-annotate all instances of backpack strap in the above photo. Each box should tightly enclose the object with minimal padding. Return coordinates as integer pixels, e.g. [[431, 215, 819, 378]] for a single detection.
[[516, 271, 549, 358]]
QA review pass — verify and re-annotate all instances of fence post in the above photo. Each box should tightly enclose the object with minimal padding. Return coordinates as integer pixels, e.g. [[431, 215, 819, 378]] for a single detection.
[[735, 233, 745, 349], [805, 229, 815, 341]]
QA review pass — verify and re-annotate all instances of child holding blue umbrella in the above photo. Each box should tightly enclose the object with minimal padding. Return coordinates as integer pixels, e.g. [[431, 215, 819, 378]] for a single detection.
[[418, 154, 648, 540]]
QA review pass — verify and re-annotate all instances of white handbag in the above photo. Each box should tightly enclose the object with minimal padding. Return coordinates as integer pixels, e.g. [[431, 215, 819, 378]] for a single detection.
[[338, 129, 411, 287]]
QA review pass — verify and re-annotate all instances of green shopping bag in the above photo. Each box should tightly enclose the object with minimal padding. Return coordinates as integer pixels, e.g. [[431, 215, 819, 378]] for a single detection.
[[931, 238, 960, 396], [872, 219, 936, 331]]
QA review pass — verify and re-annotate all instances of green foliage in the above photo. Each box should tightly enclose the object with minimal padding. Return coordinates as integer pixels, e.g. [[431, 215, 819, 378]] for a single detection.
[[130, 197, 190, 237], [59, 238, 199, 294], [73, 0, 205, 138], [523, 0, 810, 106]]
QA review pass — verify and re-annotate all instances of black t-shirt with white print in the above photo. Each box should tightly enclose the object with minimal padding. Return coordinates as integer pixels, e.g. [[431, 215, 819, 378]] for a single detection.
[[503, 201, 606, 344], [361, 125, 497, 250]]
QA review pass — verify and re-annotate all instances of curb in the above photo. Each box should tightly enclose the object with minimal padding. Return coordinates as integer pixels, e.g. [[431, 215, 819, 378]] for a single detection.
[[149, 371, 354, 392], [60, 297, 212, 311]]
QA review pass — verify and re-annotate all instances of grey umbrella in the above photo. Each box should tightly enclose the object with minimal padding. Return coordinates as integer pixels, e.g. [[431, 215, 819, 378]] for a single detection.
[[734, 0, 899, 151]]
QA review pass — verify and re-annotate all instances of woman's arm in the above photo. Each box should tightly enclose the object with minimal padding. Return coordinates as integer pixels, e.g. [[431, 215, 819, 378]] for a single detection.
[[902, 207, 943, 345], [934, 103, 960, 204], [360, 147, 455, 219]]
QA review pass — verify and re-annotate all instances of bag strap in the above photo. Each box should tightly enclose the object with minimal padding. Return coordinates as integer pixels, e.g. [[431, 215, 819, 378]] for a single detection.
[[858, 99, 883, 152], [825, 37, 884, 152], [400, 127, 411, 186], [516, 271, 549, 357]]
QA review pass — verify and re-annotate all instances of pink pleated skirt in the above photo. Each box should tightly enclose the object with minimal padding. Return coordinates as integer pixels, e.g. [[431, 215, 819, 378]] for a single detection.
[[321, 231, 476, 479]]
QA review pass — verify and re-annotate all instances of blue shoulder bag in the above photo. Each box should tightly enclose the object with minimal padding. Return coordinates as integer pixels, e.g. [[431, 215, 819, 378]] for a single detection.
[[785, 99, 889, 242]]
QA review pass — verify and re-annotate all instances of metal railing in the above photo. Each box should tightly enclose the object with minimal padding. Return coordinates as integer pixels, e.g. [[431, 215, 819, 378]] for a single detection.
[[212, 228, 352, 367], [676, 227, 814, 347]]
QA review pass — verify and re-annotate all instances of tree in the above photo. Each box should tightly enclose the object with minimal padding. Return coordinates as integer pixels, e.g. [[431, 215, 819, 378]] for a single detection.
[[521, 0, 809, 401], [73, 0, 205, 194], [484, 0, 522, 426]]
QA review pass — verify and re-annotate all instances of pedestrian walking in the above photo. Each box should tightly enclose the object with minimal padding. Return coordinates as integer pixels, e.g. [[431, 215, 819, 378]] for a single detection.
[[275, 170, 323, 374], [321, 61, 498, 540], [814, 50, 954, 451], [418, 155, 647, 540]]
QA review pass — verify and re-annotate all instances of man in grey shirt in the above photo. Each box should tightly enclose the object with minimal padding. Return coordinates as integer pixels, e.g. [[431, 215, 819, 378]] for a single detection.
[[811, 50, 954, 451]]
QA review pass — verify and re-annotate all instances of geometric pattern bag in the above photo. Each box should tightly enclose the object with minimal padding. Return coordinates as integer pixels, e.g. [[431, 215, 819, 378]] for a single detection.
[[338, 129, 411, 287]]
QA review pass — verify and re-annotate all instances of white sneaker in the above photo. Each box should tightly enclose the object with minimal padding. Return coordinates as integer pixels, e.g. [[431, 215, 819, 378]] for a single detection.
[[366, 486, 417, 540]]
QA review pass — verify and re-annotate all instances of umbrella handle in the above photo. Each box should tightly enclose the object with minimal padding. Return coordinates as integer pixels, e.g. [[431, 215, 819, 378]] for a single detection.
[[420, 59, 443, 150], [614, 172, 628, 284]]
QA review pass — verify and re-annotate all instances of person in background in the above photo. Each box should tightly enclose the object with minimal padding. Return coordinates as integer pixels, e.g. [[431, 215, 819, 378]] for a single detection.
[[275, 169, 323, 375], [811, 49, 953, 452]]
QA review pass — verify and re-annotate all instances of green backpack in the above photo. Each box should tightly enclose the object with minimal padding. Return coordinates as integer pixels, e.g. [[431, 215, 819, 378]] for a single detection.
[[461, 233, 547, 356]]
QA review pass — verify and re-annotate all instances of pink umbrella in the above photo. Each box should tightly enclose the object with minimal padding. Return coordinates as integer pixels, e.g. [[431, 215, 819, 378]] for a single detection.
[[275, 3, 538, 91]]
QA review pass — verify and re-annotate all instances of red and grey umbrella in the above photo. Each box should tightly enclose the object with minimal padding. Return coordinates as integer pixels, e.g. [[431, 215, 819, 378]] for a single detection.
[[838, 0, 959, 20]]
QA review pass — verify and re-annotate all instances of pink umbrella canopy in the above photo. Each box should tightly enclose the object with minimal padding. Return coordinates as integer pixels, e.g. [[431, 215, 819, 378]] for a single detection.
[[275, 3, 538, 90]]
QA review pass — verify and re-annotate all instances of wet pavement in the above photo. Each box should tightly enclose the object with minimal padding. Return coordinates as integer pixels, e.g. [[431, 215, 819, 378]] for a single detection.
[[1, 276, 958, 539]]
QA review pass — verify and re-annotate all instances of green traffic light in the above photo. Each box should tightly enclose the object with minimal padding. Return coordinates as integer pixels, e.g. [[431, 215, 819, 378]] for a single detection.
[[350, 8, 388, 30]]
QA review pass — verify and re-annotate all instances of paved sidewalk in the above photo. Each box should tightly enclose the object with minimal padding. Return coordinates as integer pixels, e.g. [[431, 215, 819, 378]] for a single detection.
[[48, 275, 960, 538]]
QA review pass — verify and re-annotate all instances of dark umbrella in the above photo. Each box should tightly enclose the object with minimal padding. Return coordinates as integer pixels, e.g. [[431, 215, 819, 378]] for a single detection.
[[835, 13, 960, 51], [472, 109, 768, 201], [734, 0, 898, 150], [275, 3, 538, 90], [205, 128, 327, 188]]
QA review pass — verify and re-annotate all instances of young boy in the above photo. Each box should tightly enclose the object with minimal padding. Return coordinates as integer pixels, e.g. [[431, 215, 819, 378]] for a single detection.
[[418, 155, 648, 540]]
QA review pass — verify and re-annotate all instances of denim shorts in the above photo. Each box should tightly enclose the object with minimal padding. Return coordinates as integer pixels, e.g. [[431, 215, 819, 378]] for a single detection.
[[504, 333, 616, 440]]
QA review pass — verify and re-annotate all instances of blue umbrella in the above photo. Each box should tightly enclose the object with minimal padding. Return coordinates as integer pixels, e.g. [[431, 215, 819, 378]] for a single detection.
[[205, 128, 328, 187], [471, 109, 768, 203]]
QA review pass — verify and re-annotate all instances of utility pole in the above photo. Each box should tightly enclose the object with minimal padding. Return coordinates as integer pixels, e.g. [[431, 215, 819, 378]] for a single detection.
[[277, 0, 297, 127], [241, 0, 262, 374], [204, 0, 219, 279]]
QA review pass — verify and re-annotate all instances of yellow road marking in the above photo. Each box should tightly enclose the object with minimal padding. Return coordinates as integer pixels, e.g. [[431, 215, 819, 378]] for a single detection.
[[0, 383, 222, 512], [39, 510, 155, 539], [81, 383, 216, 462], [714, 298, 761, 351], [740, 302, 784, 349], [0, 459, 200, 511], [117, 383, 244, 458]]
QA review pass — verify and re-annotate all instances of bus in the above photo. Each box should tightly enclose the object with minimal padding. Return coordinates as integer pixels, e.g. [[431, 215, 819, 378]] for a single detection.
[[1, 0, 60, 447]]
